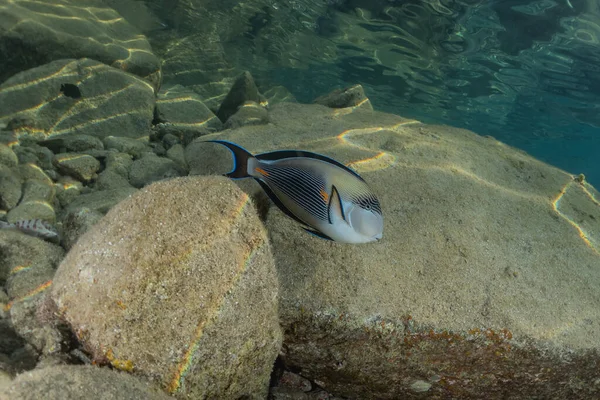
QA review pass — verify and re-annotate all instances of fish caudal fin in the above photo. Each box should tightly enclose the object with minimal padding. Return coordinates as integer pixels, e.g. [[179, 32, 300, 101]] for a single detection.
[[206, 140, 254, 179]]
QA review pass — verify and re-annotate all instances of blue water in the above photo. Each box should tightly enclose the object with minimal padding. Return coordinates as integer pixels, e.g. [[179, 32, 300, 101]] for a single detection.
[[210, 0, 600, 188]]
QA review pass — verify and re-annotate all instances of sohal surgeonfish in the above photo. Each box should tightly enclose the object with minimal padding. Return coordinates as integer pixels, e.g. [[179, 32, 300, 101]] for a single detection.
[[207, 140, 383, 243]]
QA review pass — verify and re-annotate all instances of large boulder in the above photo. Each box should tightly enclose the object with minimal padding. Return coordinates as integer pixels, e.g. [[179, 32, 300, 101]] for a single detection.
[[0, 59, 156, 144], [51, 176, 282, 399], [192, 101, 600, 398], [0, 0, 161, 90]]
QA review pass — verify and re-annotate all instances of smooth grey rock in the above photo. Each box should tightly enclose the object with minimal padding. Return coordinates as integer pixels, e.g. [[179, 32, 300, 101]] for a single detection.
[[0, 165, 22, 210], [105, 152, 133, 179], [3, 364, 172, 400], [149, 142, 167, 156], [313, 84, 373, 110], [20, 180, 55, 204], [103, 136, 148, 159], [0, 144, 18, 168], [53, 153, 100, 182], [12, 146, 39, 165], [264, 86, 298, 105], [128, 154, 182, 188], [154, 85, 223, 145], [13, 145, 54, 170], [223, 101, 269, 129], [166, 144, 188, 173], [0, 0, 161, 91], [161, 133, 180, 148], [63, 188, 137, 216], [184, 139, 234, 178], [9, 295, 63, 356], [94, 170, 134, 191], [55, 177, 83, 208], [40, 134, 104, 153], [17, 163, 53, 184], [216, 71, 262, 123], [0, 59, 156, 143], [6, 201, 56, 224], [60, 207, 103, 251], [0, 230, 63, 299]]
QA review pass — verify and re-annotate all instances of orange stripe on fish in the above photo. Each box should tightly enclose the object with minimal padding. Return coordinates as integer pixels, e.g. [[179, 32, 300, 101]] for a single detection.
[[320, 187, 329, 203], [255, 167, 269, 177]]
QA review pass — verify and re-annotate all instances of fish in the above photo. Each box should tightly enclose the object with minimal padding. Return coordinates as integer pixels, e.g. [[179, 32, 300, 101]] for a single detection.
[[206, 140, 383, 243], [60, 83, 82, 99], [0, 219, 60, 243]]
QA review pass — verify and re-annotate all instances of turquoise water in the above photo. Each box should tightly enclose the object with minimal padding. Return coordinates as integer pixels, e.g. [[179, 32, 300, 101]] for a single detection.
[[145, 0, 600, 186]]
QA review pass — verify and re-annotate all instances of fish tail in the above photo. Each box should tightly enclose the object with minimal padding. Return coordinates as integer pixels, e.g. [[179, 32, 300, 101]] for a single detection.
[[206, 140, 255, 179], [0, 221, 13, 229]]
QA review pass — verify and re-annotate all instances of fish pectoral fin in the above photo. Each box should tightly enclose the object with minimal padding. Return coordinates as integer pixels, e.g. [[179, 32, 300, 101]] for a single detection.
[[327, 185, 346, 224], [302, 227, 334, 241]]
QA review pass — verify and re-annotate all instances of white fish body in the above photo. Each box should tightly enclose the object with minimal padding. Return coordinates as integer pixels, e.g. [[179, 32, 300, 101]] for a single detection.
[[207, 140, 384, 243]]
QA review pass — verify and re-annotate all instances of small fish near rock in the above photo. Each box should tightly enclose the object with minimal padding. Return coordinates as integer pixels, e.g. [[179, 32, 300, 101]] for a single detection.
[[60, 83, 82, 99], [0, 219, 60, 243]]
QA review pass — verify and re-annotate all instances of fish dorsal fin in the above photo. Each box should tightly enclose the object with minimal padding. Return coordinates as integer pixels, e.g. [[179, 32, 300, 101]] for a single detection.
[[328, 185, 346, 224], [255, 150, 365, 182], [256, 180, 308, 227]]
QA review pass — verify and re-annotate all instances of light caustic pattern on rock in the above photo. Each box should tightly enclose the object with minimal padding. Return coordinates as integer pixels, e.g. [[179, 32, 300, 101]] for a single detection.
[[552, 180, 600, 256], [0, 0, 159, 77], [0, 59, 155, 141], [327, 105, 600, 259], [3, 280, 52, 312]]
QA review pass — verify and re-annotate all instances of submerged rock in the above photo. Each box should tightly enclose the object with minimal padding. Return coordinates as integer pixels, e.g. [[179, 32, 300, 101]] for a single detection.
[[3, 364, 172, 400], [128, 153, 182, 188], [39, 134, 104, 154], [0, 0, 161, 90], [154, 85, 223, 145], [103, 136, 149, 160], [52, 153, 100, 183], [313, 84, 373, 110], [0, 59, 156, 144], [0, 165, 22, 210], [0, 230, 64, 300], [52, 176, 282, 399], [59, 207, 104, 251], [216, 71, 264, 123], [224, 101, 269, 129], [0, 144, 18, 168], [193, 101, 600, 399], [62, 188, 138, 216]]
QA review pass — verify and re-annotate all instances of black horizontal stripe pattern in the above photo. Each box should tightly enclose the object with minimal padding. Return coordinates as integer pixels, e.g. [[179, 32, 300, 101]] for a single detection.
[[261, 164, 329, 221]]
